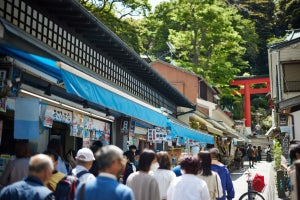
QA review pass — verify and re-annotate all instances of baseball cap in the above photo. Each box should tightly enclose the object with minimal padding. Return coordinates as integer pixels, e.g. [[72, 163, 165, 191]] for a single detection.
[[76, 148, 95, 162]]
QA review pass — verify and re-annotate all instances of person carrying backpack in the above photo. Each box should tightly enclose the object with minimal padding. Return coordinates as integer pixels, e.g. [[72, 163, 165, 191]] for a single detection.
[[55, 170, 90, 200], [55, 148, 95, 200], [72, 148, 96, 183]]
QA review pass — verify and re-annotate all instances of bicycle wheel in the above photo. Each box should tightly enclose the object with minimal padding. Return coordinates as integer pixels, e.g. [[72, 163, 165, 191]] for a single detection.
[[239, 191, 265, 200]]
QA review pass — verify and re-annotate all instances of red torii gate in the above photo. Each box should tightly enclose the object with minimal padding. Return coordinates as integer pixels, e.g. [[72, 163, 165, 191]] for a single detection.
[[230, 76, 271, 130]]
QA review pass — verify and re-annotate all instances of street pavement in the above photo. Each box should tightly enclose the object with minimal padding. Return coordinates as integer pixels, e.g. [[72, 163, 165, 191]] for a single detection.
[[231, 160, 280, 200]]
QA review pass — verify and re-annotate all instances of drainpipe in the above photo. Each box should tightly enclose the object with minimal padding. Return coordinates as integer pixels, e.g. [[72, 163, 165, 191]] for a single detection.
[[276, 50, 282, 102]]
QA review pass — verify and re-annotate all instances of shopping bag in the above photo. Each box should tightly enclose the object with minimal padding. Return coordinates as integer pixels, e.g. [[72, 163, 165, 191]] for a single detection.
[[252, 173, 265, 192]]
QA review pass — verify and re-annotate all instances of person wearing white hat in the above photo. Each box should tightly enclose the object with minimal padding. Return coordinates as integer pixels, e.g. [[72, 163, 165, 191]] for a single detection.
[[72, 148, 95, 183]]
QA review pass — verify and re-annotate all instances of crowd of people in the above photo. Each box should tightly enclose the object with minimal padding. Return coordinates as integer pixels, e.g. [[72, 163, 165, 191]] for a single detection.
[[0, 139, 238, 200]]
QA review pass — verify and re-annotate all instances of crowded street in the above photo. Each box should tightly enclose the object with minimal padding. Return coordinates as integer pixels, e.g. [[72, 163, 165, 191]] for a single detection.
[[0, 0, 300, 199]]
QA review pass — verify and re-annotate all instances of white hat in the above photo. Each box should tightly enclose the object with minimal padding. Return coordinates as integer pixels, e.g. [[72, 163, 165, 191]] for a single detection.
[[76, 148, 95, 162]]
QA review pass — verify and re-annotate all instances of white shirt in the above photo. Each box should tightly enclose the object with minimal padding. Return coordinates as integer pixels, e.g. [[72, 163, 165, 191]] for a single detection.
[[153, 169, 176, 200], [167, 174, 210, 200], [72, 165, 95, 183]]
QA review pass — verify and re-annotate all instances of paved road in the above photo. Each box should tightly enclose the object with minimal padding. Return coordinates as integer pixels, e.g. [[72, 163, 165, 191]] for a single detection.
[[231, 160, 279, 200]]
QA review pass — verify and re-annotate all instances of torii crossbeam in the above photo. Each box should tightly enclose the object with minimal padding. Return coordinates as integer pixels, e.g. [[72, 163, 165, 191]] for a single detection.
[[230, 76, 270, 133]]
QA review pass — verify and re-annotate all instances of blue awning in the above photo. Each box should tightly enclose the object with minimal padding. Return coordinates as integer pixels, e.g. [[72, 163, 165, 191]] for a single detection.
[[0, 45, 214, 144], [168, 120, 214, 144], [0, 45, 62, 81], [60, 68, 169, 128]]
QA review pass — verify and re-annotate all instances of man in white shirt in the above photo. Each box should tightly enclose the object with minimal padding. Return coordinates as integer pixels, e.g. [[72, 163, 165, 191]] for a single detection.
[[72, 148, 95, 183]]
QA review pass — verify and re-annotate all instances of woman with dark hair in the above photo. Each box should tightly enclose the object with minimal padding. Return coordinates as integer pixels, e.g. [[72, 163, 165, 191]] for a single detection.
[[0, 140, 31, 187], [47, 139, 68, 175], [123, 150, 136, 184], [167, 155, 210, 200], [198, 151, 223, 200], [153, 151, 176, 200], [126, 149, 160, 200]]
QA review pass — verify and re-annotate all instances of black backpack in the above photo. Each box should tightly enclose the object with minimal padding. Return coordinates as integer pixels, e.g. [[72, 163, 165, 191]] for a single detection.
[[55, 170, 89, 200]]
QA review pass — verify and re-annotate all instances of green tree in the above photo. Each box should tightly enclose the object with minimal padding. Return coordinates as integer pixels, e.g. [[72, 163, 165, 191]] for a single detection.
[[232, 0, 275, 75], [274, 0, 300, 37], [144, 0, 256, 91], [78, 0, 151, 53]]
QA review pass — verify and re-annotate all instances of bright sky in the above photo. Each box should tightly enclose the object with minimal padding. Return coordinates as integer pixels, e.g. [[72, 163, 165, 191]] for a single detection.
[[148, 0, 169, 10]]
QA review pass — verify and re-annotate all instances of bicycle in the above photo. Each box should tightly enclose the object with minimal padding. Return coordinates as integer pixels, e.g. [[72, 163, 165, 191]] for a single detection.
[[239, 170, 265, 200]]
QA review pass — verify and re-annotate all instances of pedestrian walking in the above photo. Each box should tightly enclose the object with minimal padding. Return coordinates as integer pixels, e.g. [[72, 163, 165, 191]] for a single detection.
[[240, 145, 246, 170], [47, 139, 68, 175], [0, 140, 31, 187], [247, 144, 255, 168], [72, 148, 95, 183], [167, 154, 210, 200], [76, 145, 134, 200], [153, 151, 176, 200], [257, 146, 262, 162], [89, 140, 103, 176], [0, 154, 55, 200], [197, 151, 223, 200], [126, 149, 160, 200], [234, 147, 243, 170], [265, 145, 272, 162], [43, 149, 65, 192], [253, 146, 258, 163], [122, 150, 136, 184], [210, 148, 235, 200]]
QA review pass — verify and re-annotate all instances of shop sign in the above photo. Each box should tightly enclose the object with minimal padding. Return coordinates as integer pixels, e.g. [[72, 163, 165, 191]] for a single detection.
[[147, 128, 167, 143], [279, 114, 288, 126], [134, 126, 147, 135], [41, 105, 72, 128], [121, 117, 131, 135]]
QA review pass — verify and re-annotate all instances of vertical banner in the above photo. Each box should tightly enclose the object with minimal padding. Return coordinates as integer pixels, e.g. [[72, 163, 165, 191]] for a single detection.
[[14, 98, 39, 139]]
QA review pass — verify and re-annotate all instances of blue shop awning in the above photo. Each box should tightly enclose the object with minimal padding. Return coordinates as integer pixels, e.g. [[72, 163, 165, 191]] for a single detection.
[[168, 120, 214, 144], [0, 46, 62, 81], [0, 45, 214, 143], [58, 62, 169, 128]]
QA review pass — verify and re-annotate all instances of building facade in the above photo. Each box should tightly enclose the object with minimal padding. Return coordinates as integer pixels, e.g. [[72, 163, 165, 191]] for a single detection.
[[268, 29, 300, 141], [0, 0, 213, 160]]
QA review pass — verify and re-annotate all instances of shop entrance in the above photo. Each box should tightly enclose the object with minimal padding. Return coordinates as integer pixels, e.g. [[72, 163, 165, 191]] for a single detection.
[[49, 121, 82, 157]]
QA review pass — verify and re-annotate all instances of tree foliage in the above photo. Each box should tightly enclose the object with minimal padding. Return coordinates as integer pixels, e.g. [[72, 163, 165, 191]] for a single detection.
[[78, 0, 150, 53], [78, 0, 299, 120], [138, 0, 257, 92], [274, 0, 300, 37]]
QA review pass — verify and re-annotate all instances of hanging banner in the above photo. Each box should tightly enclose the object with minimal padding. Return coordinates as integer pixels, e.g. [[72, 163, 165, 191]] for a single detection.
[[14, 98, 39, 139]]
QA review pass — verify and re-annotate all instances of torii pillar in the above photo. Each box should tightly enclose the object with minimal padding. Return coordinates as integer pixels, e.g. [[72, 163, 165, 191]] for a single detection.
[[230, 76, 271, 133]]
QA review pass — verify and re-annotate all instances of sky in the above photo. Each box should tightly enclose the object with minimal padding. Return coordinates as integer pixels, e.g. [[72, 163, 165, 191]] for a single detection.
[[148, 0, 169, 10]]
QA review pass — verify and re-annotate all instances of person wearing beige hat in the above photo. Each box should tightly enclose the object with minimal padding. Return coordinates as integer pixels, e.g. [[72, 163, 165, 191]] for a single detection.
[[72, 148, 96, 183]]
